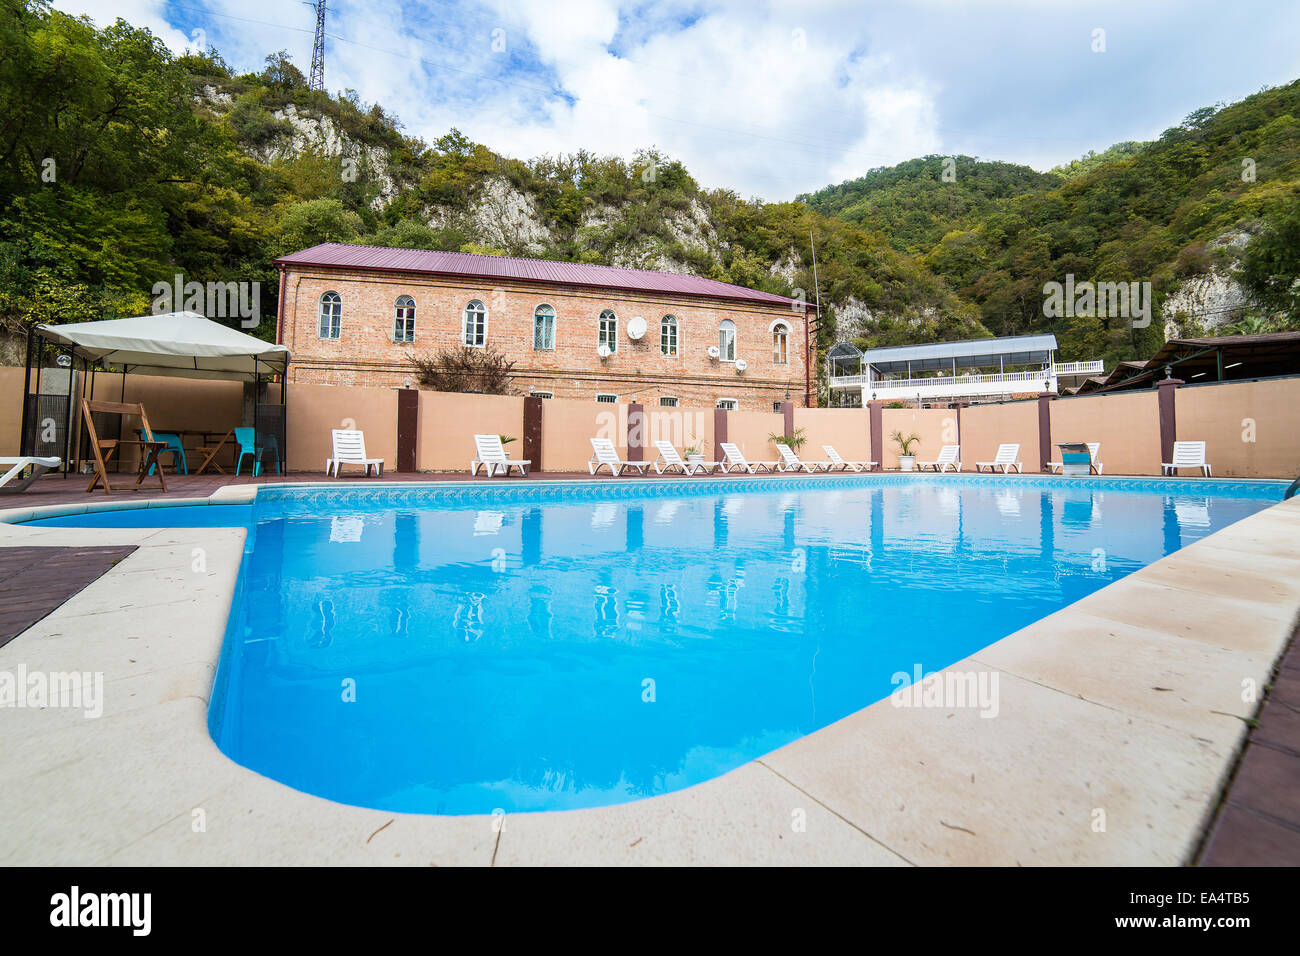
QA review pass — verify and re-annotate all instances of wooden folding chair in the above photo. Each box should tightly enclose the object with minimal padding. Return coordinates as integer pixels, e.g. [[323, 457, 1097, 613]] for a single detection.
[[81, 399, 169, 494]]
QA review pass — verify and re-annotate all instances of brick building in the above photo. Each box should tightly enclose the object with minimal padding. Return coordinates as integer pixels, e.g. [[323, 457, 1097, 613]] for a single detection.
[[274, 243, 815, 410]]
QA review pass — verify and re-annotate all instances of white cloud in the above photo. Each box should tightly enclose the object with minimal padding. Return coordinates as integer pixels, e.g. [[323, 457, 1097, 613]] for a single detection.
[[48, 0, 1300, 199]]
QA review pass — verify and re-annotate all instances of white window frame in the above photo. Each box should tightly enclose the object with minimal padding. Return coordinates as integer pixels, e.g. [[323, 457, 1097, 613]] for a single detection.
[[772, 401, 784, 413], [598, 309, 618, 353], [771, 321, 789, 364], [393, 295, 415, 343], [718, 319, 736, 362], [716, 397, 738, 410], [595, 393, 619, 404], [660, 314, 678, 356], [533, 303, 556, 350], [529, 390, 553, 399], [318, 291, 341, 340], [463, 299, 487, 347], [659, 396, 679, 408]]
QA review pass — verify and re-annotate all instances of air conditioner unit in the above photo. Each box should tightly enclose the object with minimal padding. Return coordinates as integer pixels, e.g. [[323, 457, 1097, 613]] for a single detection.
[[707, 345, 721, 360], [735, 358, 748, 372], [597, 344, 612, 359], [626, 316, 647, 340]]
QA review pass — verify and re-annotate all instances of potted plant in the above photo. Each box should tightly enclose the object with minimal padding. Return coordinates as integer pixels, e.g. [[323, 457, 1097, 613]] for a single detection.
[[768, 426, 808, 452], [891, 430, 920, 471], [683, 433, 708, 464]]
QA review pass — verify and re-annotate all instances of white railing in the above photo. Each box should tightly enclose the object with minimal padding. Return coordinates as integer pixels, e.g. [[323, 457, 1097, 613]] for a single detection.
[[1052, 361, 1105, 376], [830, 368, 1056, 400]]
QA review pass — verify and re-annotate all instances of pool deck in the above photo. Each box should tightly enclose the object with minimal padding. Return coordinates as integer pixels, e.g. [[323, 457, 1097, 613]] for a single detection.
[[1, 472, 1298, 866]]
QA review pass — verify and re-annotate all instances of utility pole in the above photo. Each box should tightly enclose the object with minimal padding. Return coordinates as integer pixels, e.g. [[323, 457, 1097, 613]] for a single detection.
[[308, 0, 326, 91]]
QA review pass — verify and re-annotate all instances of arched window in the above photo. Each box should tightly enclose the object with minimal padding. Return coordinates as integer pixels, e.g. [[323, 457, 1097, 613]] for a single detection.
[[660, 314, 678, 356], [598, 309, 617, 353], [394, 295, 415, 343], [533, 304, 556, 350], [463, 299, 487, 347], [718, 319, 736, 362], [318, 291, 341, 339], [772, 321, 789, 364]]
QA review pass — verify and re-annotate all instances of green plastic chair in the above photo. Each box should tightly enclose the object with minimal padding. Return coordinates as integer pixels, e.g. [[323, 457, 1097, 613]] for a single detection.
[[234, 428, 281, 476], [147, 433, 187, 476]]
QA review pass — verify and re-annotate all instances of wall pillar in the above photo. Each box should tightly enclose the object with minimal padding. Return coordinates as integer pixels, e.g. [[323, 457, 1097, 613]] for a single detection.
[[396, 387, 418, 472], [781, 401, 794, 439], [1157, 376, 1183, 466], [627, 402, 645, 462], [868, 400, 883, 472], [1036, 392, 1055, 473], [524, 395, 543, 472], [713, 406, 728, 452]]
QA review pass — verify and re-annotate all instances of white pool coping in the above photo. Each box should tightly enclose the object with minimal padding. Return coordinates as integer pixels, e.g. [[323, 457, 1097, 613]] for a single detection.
[[1, 477, 1297, 865]]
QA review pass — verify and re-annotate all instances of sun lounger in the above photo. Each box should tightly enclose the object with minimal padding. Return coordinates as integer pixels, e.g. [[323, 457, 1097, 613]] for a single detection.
[[653, 440, 715, 475], [589, 437, 650, 476], [0, 456, 61, 494], [919, 444, 961, 472], [718, 442, 777, 473], [326, 429, 385, 477], [1162, 440, 1211, 477], [975, 443, 1022, 474], [822, 444, 876, 472], [471, 434, 530, 477]]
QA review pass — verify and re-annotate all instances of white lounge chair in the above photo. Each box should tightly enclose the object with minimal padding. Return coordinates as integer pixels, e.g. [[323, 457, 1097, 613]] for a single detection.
[[1050, 442, 1103, 474], [472, 434, 530, 477], [776, 444, 829, 473], [919, 444, 961, 472], [0, 456, 61, 494], [325, 430, 384, 477], [1162, 441, 1212, 477], [822, 445, 876, 473], [975, 443, 1022, 474], [718, 442, 777, 474], [588, 437, 650, 476], [653, 440, 715, 475]]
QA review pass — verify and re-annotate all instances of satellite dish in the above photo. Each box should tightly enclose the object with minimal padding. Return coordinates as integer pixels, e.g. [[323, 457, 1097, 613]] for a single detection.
[[597, 344, 612, 359], [626, 316, 647, 340], [735, 358, 748, 372], [707, 345, 721, 359]]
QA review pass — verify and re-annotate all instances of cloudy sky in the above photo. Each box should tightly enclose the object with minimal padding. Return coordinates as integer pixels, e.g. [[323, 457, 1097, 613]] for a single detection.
[[56, 0, 1300, 199]]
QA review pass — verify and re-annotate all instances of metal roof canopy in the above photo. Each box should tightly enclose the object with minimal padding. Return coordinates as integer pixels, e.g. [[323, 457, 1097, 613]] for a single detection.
[[863, 334, 1057, 374], [1080, 332, 1300, 393]]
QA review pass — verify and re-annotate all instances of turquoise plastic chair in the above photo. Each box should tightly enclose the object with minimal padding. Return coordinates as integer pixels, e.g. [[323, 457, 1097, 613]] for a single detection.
[[234, 428, 281, 476], [147, 433, 187, 476]]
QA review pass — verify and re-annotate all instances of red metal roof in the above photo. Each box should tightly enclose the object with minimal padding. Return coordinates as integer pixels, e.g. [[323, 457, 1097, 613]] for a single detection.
[[275, 242, 808, 309]]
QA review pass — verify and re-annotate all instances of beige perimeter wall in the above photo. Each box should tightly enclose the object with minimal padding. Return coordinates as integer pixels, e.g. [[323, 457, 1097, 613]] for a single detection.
[[1174, 378, 1300, 479], [795, 407, 872, 463], [960, 400, 1039, 472], [727, 411, 785, 463], [880, 407, 956, 469], [286, 382, 397, 472], [1050, 391, 1161, 476], [417, 391, 524, 472]]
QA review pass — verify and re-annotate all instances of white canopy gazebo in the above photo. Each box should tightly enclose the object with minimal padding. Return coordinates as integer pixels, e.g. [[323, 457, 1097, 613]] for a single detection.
[[23, 311, 291, 473]]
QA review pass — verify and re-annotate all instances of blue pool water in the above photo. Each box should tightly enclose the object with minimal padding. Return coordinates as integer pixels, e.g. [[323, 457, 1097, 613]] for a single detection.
[[22, 476, 1284, 814]]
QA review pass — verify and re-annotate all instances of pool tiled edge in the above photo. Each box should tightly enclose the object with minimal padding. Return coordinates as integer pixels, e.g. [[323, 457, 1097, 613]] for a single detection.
[[0, 480, 1297, 866]]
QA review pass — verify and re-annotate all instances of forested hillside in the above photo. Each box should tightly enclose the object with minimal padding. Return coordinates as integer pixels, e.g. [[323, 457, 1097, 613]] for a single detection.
[[804, 86, 1300, 365], [2, 0, 1297, 382]]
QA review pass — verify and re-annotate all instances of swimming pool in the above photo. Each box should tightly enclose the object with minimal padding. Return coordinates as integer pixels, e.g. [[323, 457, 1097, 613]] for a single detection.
[[22, 475, 1286, 815]]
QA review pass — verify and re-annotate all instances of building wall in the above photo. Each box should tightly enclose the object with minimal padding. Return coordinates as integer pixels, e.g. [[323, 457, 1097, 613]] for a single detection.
[[279, 266, 809, 411], [1050, 391, 1161, 476], [794, 406, 872, 464], [416, 391, 524, 473], [1173, 378, 1300, 478], [961, 400, 1039, 472], [880, 407, 955, 469]]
